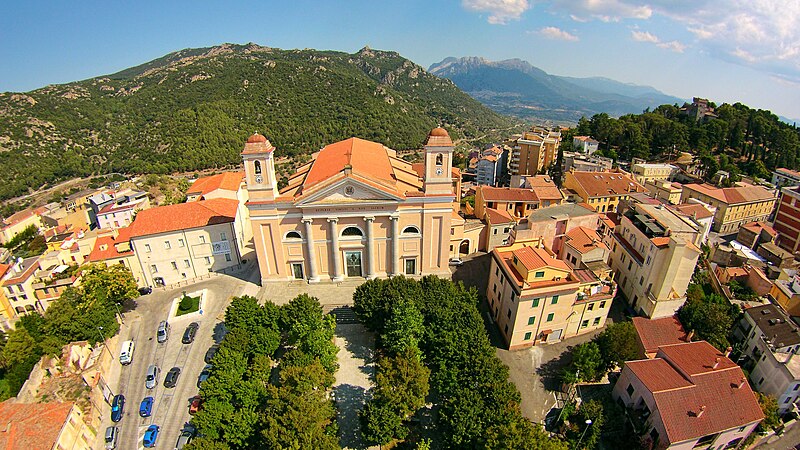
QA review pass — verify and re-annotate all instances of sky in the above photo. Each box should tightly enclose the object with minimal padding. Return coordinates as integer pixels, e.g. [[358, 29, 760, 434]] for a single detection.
[[2, 0, 800, 120]]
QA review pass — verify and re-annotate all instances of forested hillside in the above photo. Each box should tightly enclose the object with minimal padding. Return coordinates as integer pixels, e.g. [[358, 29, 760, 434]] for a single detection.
[[0, 43, 516, 202], [569, 102, 800, 180]]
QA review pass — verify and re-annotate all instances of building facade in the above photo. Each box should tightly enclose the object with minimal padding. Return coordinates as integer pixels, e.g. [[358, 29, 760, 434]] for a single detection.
[[245, 129, 458, 283], [680, 183, 776, 234]]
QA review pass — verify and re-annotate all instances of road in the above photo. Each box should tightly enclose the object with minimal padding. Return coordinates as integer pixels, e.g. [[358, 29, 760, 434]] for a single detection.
[[96, 268, 260, 450]]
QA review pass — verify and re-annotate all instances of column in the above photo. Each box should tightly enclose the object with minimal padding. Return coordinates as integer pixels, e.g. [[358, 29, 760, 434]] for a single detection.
[[302, 218, 319, 283], [390, 215, 400, 276], [364, 216, 375, 279], [328, 218, 343, 282]]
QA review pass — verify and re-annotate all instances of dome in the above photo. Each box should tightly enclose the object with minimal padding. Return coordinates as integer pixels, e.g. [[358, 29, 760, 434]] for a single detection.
[[247, 133, 268, 144], [429, 127, 449, 137]]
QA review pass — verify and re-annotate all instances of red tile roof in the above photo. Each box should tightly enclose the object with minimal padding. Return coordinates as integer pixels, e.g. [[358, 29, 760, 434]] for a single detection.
[[624, 341, 763, 444], [513, 246, 571, 272], [485, 207, 515, 225], [674, 203, 714, 220], [564, 226, 607, 254], [632, 316, 689, 355], [0, 400, 74, 450], [128, 198, 238, 238], [683, 183, 775, 204], [187, 171, 244, 197], [570, 171, 645, 197]]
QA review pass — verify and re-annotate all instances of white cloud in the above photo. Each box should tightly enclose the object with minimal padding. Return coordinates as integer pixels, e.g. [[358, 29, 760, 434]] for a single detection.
[[462, 0, 530, 24], [538, 26, 579, 41], [631, 30, 685, 53]]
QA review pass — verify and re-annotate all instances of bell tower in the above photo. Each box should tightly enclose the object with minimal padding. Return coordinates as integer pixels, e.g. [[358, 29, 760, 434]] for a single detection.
[[423, 127, 454, 195], [242, 133, 277, 202]]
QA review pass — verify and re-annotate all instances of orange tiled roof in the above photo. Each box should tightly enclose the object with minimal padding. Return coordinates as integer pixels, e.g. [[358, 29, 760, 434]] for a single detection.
[[0, 400, 74, 450], [485, 207, 515, 225], [632, 316, 689, 355], [128, 198, 238, 238], [570, 171, 645, 197], [683, 183, 775, 205], [187, 171, 244, 197], [564, 226, 607, 254], [624, 341, 763, 444], [513, 246, 571, 272]]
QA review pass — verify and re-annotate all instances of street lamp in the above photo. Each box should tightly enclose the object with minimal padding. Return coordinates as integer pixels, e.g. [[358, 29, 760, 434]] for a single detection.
[[575, 419, 593, 450]]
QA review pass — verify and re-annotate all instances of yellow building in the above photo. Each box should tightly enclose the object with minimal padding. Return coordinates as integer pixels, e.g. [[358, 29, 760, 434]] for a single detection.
[[487, 241, 614, 350], [680, 183, 777, 234], [563, 170, 647, 213]]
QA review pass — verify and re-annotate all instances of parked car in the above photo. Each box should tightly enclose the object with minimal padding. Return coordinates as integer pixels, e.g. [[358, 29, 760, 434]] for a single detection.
[[197, 365, 211, 388], [449, 257, 463, 266], [157, 320, 170, 343], [164, 367, 181, 388], [145, 365, 160, 389], [143, 424, 160, 448], [139, 396, 153, 417], [174, 425, 195, 450], [204, 344, 219, 364], [189, 396, 203, 415], [110, 394, 125, 422], [104, 426, 119, 449], [182, 322, 199, 344], [138, 286, 153, 295]]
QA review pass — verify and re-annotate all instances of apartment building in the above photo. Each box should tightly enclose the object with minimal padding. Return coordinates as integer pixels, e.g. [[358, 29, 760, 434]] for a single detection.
[[129, 198, 245, 287], [630, 163, 678, 185], [734, 304, 800, 414], [563, 171, 647, 214], [680, 183, 776, 234], [608, 203, 701, 318], [612, 341, 762, 450], [773, 185, 800, 253], [772, 168, 800, 188], [487, 242, 614, 350]]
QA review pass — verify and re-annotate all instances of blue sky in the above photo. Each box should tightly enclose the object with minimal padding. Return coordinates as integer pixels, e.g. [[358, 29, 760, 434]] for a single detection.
[[2, 0, 799, 120]]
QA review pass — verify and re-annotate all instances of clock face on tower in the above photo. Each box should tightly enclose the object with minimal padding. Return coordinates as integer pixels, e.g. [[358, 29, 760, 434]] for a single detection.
[[436, 168, 443, 175]]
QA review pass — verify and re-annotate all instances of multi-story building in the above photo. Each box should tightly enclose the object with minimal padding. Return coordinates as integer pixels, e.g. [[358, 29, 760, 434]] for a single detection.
[[734, 304, 800, 414], [563, 170, 647, 214], [0, 256, 43, 317], [128, 198, 245, 287], [0, 208, 43, 246], [0, 400, 95, 449], [612, 341, 762, 450], [772, 168, 800, 188], [510, 128, 561, 176], [680, 183, 776, 234], [608, 203, 701, 318], [245, 128, 459, 283], [644, 180, 682, 204], [487, 242, 614, 349], [572, 136, 599, 154], [773, 185, 800, 253], [474, 180, 562, 221]]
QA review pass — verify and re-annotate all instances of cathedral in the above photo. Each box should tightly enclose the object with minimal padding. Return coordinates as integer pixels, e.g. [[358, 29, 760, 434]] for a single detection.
[[242, 127, 466, 283]]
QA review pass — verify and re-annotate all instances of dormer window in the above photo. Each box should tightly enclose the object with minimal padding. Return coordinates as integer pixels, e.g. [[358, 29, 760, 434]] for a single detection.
[[254, 160, 262, 175]]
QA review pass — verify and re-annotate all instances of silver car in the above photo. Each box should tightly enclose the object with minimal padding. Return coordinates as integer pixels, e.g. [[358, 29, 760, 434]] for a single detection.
[[104, 426, 119, 449], [145, 365, 160, 389]]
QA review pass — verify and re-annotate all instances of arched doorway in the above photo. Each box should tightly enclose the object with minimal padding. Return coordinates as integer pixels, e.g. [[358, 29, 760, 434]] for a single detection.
[[459, 239, 470, 256]]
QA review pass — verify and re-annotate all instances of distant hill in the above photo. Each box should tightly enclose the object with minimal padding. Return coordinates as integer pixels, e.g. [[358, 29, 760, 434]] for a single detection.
[[0, 44, 517, 202], [428, 56, 684, 123]]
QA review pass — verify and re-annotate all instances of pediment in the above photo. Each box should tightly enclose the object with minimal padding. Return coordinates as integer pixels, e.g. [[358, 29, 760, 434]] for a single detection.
[[296, 178, 402, 206]]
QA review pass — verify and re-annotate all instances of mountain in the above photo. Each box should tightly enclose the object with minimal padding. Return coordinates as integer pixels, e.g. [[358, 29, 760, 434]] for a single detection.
[[428, 56, 684, 124], [0, 44, 517, 202]]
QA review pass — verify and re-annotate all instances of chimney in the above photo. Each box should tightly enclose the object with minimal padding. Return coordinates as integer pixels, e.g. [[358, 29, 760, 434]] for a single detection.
[[696, 405, 706, 418], [725, 346, 732, 358], [713, 357, 721, 369]]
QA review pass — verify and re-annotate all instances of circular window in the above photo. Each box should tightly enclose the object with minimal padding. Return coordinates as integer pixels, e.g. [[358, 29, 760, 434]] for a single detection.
[[345, 186, 355, 196]]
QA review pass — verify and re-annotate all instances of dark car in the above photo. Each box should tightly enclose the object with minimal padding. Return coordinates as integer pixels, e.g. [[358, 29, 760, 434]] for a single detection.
[[139, 396, 153, 417], [138, 286, 153, 295], [164, 367, 181, 388], [182, 322, 199, 344], [197, 365, 211, 388], [143, 424, 160, 448], [204, 344, 219, 364], [110, 394, 125, 422]]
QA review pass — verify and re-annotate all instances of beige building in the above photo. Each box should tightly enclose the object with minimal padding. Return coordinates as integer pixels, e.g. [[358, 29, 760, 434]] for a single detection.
[[563, 171, 647, 214], [608, 203, 701, 318], [631, 163, 678, 185], [645, 180, 682, 204], [487, 242, 614, 350], [128, 198, 245, 287], [245, 129, 459, 283], [680, 183, 776, 234]]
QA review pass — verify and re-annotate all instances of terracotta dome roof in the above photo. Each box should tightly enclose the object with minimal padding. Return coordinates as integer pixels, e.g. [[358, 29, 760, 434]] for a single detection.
[[247, 133, 268, 144], [429, 127, 449, 137]]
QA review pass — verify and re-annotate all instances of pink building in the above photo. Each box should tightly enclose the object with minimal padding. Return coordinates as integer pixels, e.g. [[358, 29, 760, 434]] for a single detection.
[[612, 341, 763, 449], [243, 128, 459, 283]]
